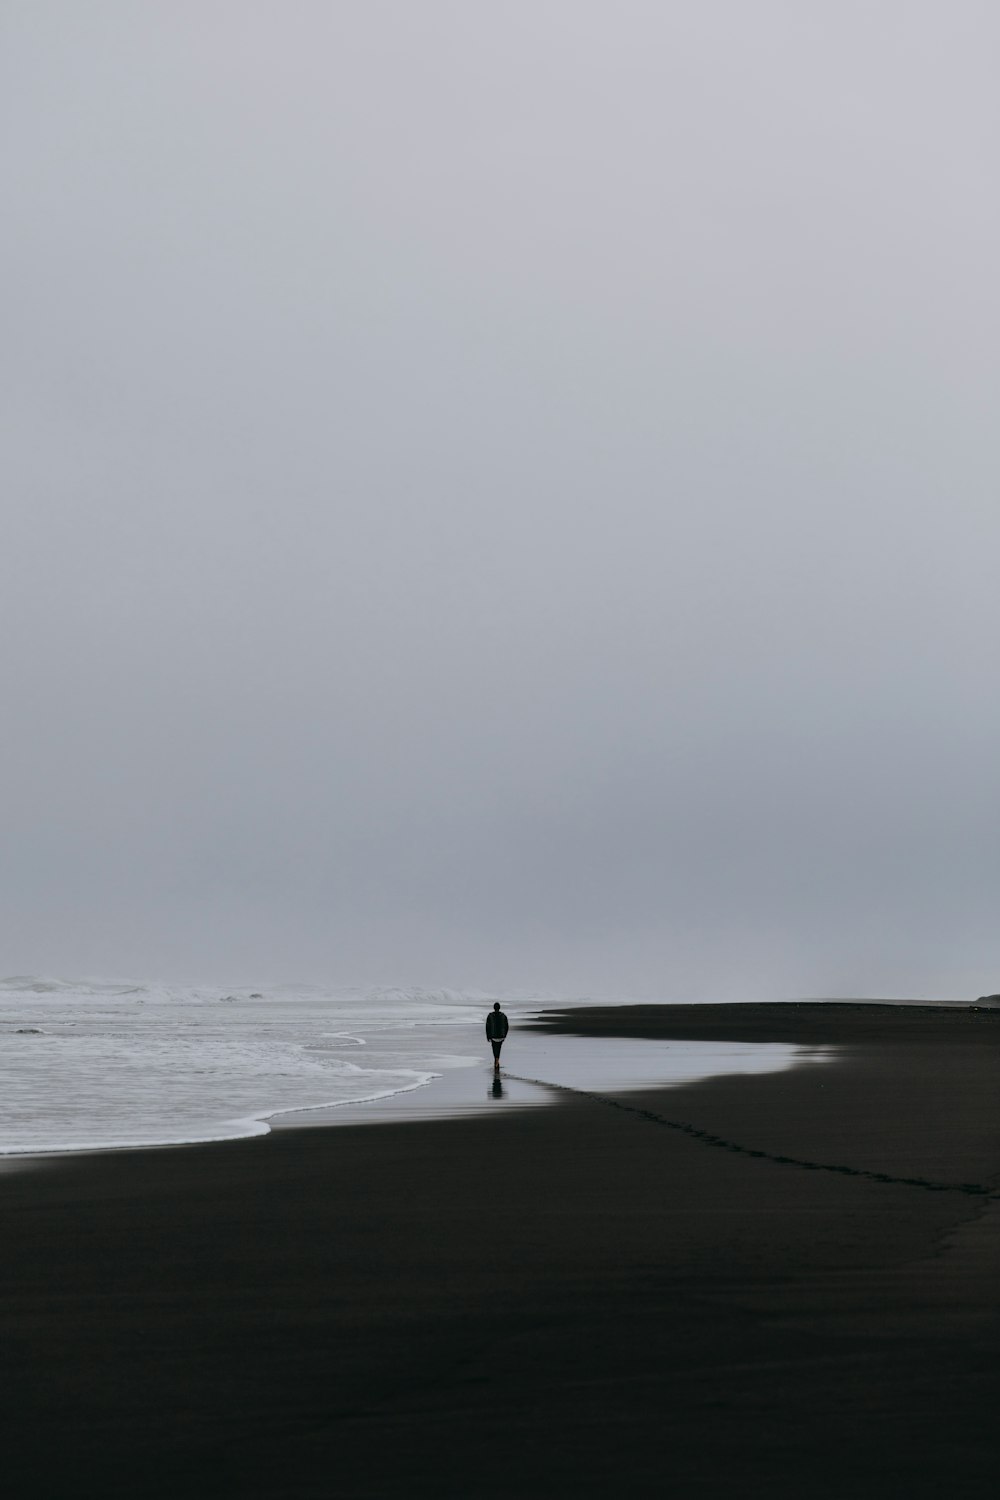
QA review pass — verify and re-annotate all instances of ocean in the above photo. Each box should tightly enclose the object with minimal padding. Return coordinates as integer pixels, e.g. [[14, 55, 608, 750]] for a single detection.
[[0, 976, 814, 1157]]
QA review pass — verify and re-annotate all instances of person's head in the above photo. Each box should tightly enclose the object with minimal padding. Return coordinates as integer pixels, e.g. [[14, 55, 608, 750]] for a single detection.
[[493, 1002, 501, 1012]]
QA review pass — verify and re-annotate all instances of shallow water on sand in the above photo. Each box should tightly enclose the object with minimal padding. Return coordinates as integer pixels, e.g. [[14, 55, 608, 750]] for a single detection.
[[281, 1025, 820, 1129]]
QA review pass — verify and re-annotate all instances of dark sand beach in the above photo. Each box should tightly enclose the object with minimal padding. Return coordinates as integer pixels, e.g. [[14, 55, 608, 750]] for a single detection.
[[2, 1002, 998, 1498]]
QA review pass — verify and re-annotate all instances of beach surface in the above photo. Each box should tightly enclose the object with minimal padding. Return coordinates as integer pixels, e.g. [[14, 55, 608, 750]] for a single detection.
[[2, 1002, 998, 1497]]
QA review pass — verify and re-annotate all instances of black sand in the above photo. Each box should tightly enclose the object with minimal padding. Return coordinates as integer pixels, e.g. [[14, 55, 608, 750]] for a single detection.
[[2, 1002, 998, 1497]]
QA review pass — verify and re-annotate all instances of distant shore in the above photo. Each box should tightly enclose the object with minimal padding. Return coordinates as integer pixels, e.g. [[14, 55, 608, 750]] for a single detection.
[[1, 1001, 998, 1497]]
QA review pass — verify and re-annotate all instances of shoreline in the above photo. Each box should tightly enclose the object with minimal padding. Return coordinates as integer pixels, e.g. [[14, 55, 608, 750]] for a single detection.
[[2, 1001, 998, 1496], [0, 998, 820, 1163]]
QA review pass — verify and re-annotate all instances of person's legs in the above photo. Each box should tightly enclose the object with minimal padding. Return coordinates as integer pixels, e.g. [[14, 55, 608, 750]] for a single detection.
[[491, 1039, 502, 1072]]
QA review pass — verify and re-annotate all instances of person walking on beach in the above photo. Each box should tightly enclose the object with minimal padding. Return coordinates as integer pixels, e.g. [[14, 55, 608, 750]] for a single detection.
[[486, 1002, 509, 1073]]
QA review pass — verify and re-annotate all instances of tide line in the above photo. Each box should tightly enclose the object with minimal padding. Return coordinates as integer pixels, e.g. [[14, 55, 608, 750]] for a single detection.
[[506, 1073, 1000, 1200]]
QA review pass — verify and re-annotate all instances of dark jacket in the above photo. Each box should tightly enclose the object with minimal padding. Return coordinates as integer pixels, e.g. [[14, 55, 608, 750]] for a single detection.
[[485, 1009, 509, 1042]]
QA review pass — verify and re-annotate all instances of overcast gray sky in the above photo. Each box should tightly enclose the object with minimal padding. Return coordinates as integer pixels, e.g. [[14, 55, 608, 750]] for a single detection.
[[3, 2, 998, 997]]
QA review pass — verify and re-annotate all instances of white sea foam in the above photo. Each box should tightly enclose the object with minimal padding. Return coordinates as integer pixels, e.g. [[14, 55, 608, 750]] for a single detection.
[[0, 978, 483, 1156]]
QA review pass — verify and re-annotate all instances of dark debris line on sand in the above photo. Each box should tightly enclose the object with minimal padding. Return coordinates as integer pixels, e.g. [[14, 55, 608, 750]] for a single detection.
[[507, 1072, 1000, 1200]]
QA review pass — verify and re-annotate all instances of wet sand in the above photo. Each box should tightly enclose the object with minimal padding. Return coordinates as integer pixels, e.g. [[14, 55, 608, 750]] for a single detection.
[[1, 1002, 998, 1497]]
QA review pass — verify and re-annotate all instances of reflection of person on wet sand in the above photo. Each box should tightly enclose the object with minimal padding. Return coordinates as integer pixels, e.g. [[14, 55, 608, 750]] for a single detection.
[[486, 1002, 509, 1073]]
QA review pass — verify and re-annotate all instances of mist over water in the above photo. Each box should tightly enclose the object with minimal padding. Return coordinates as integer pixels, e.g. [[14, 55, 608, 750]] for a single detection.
[[3, 5, 999, 999]]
